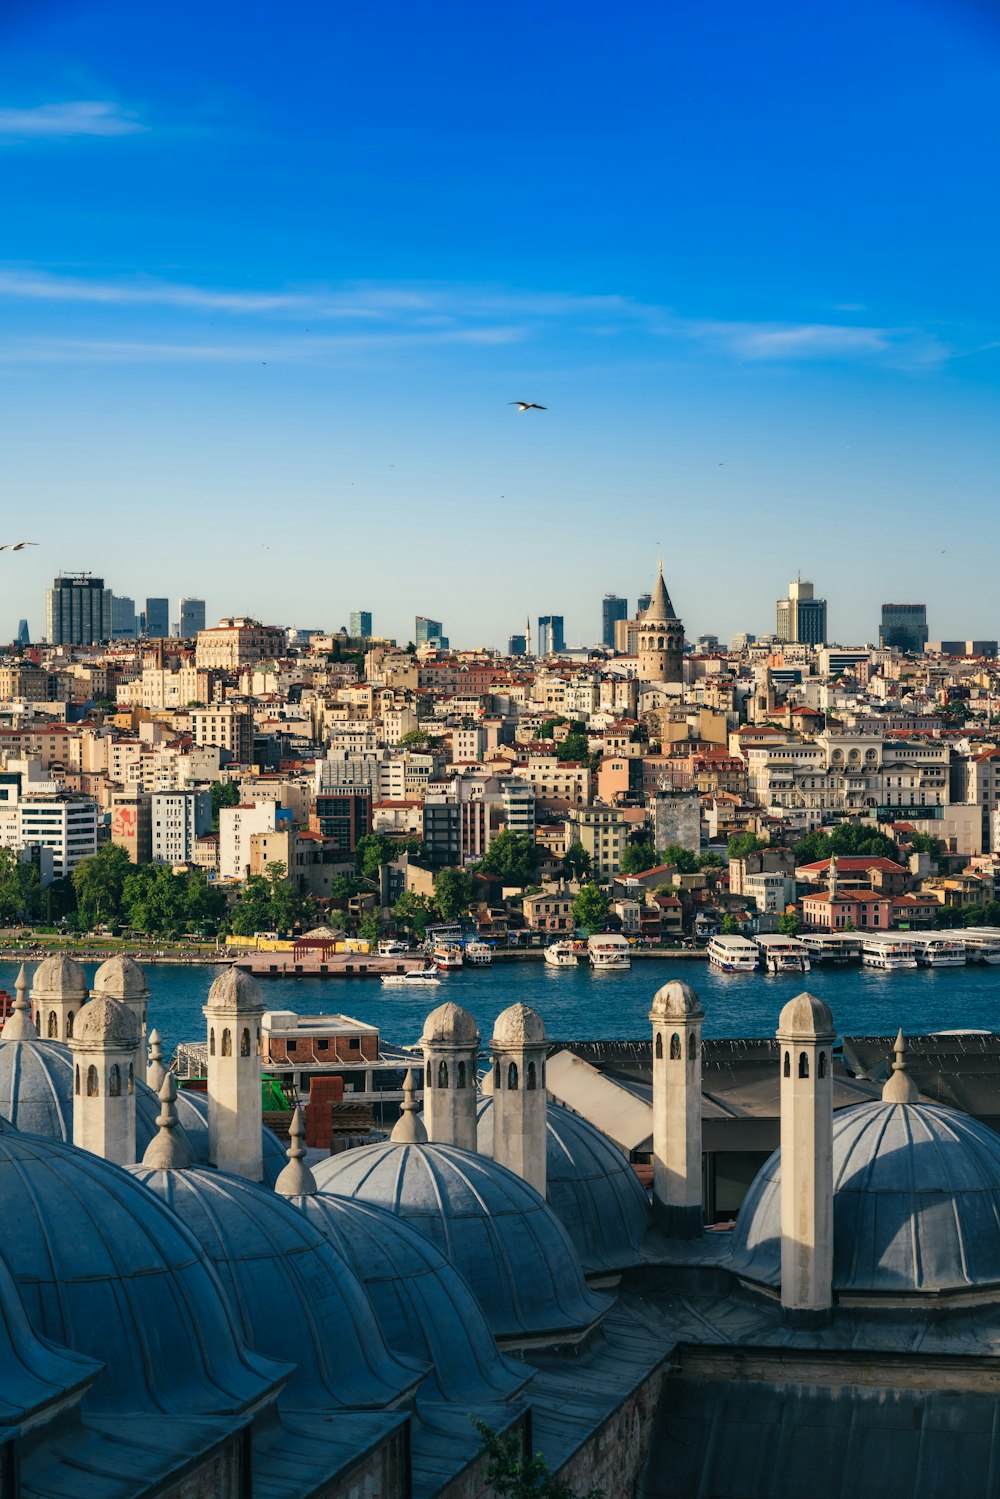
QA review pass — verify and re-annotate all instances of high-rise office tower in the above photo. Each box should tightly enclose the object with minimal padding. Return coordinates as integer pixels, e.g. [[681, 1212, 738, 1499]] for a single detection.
[[179, 598, 206, 638], [145, 598, 169, 638], [15, 620, 29, 647], [349, 610, 373, 639], [880, 603, 928, 654], [111, 596, 138, 640], [537, 615, 565, 655], [776, 577, 827, 646], [507, 633, 527, 656], [415, 616, 448, 649], [45, 575, 113, 645], [602, 594, 628, 647], [637, 592, 652, 615]]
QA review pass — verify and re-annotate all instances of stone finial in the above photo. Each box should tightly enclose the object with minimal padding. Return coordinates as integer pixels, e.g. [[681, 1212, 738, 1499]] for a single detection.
[[146, 1028, 166, 1092], [2, 965, 37, 1041], [141, 1075, 193, 1170], [391, 1069, 428, 1144], [882, 1028, 918, 1105], [274, 1106, 317, 1197]]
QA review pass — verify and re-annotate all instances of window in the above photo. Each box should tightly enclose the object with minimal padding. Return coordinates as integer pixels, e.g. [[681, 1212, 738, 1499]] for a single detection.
[[75, 1064, 80, 1095], [798, 1052, 809, 1079], [210, 1027, 215, 1056], [783, 1051, 790, 1078], [527, 1060, 537, 1090], [66, 1010, 74, 1038], [109, 1064, 121, 1097], [457, 1059, 467, 1089], [689, 1031, 697, 1061], [818, 1051, 827, 1078], [507, 1061, 519, 1091], [87, 1064, 99, 1097], [438, 1060, 448, 1088], [241, 1027, 251, 1057], [426, 1060, 432, 1087], [222, 1028, 232, 1057], [670, 1033, 681, 1060], [48, 1010, 57, 1039], [655, 1033, 663, 1060]]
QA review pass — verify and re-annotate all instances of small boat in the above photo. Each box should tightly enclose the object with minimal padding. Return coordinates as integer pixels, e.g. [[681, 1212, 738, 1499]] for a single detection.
[[463, 941, 493, 966], [544, 941, 579, 968], [432, 944, 464, 971], [381, 970, 442, 987]]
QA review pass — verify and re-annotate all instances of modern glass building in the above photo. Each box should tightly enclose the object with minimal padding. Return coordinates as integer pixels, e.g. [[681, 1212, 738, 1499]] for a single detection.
[[776, 578, 827, 645], [602, 595, 628, 647], [880, 603, 928, 653], [45, 575, 113, 645], [349, 610, 373, 639], [179, 598, 207, 637], [538, 615, 565, 655], [144, 597, 169, 637]]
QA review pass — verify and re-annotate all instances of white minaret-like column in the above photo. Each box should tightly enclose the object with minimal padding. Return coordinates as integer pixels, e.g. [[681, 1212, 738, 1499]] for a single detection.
[[490, 1003, 547, 1196], [70, 996, 139, 1166], [649, 980, 704, 1237], [30, 954, 87, 1042], [419, 1001, 480, 1151], [777, 991, 835, 1325], [203, 968, 264, 1181], [3, 966, 36, 1041], [91, 955, 149, 1076], [146, 1028, 166, 1092]]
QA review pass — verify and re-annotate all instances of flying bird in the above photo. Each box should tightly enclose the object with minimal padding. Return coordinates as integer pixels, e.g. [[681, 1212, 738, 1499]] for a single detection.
[[509, 402, 546, 412], [0, 542, 38, 551]]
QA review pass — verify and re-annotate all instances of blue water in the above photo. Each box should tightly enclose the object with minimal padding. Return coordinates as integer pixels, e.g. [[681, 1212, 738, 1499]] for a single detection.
[[5, 958, 1000, 1060]]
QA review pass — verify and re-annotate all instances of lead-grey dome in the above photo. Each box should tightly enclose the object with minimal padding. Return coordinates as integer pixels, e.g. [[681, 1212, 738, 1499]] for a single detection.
[[313, 1140, 609, 1343], [0, 1036, 286, 1184], [293, 1190, 529, 1403], [0, 1121, 283, 1415], [131, 1164, 420, 1409], [477, 1097, 650, 1274], [730, 1099, 1000, 1296]]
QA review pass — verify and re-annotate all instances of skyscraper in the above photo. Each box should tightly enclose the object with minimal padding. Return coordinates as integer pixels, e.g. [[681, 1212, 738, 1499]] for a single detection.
[[637, 592, 652, 616], [507, 633, 527, 656], [537, 615, 565, 655], [15, 620, 29, 647], [776, 578, 827, 645], [415, 616, 448, 649], [602, 594, 628, 647], [111, 596, 138, 640], [179, 598, 206, 638], [880, 603, 928, 654], [144, 597, 169, 638], [45, 574, 113, 645], [349, 610, 373, 639]]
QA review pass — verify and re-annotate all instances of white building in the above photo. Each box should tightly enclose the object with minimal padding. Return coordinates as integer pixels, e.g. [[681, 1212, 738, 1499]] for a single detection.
[[151, 790, 213, 865], [219, 801, 278, 881], [16, 796, 98, 877]]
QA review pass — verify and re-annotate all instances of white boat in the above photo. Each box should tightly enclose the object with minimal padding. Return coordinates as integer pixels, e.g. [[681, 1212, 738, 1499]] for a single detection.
[[378, 939, 411, 956], [381, 970, 442, 987], [862, 936, 917, 970], [913, 936, 966, 968], [801, 934, 863, 965], [432, 944, 463, 971], [958, 930, 1000, 964], [544, 941, 579, 968], [708, 934, 759, 973], [755, 934, 811, 974], [462, 941, 493, 967], [587, 934, 631, 970]]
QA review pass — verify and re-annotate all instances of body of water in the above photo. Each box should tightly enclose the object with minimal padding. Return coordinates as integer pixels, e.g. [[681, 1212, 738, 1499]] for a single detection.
[[5, 957, 1000, 1060]]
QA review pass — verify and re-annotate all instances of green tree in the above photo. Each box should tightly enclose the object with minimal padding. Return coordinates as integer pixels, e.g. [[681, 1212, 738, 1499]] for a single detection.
[[329, 874, 360, 905], [981, 900, 1000, 927], [479, 831, 538, 888], [393, 890, 436, 939], [727, 831, 767, 861], [472, 1419, 603, 1499], [721, 914, 740, 935], [210, 779, 241, 832], [538, 717, 568, 740], [71, 844, 132, 928], [228, 875, 275, 937], [660, 843, 698, 875], [398, 728, 430, 747], [359, 912, 384, 946], [696, 852, 724, 869], [935, 906, 964, 928], [619, 841, 659, 875], [794, 823, 901, 866], [555, 732, 590, 763], [0, 848, 41, 923], [354, 832, 399, 882], [572, 882, 610, 934], [434, 866, 474, 922], [563, 841, 592, 881], [778, 910, 801, 937]]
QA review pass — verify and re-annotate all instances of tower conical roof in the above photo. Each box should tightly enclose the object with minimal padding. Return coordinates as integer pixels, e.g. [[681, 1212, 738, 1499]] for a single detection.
[[642, 560, 677, 622]]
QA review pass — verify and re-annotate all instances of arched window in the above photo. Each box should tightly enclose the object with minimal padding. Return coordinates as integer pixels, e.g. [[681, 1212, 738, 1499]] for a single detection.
[[256, 1026, 262, 1055], [655, 1033, 663, 1060], [48, 1011, 57, 1039], [66, 1011, 74, 1038], [798, 1052, 809, 1079], [669, 1033, 681, 1060], [527, 1060, 537, 1091], [109, 1064, 121, 1097], [74, 1064, 80, 1096], [457, 1060, 467, 1089], [508, 1062, 519, 1091], [493, 1060, 500, 1088], [688, 1031, 697, 1060], [241, 1027, 251, 1057], [128, 1063, 134, 1095], [438, 1060, 448, 1089], [783, 1050, 790, 1078], [818, 1051, 827, 1078], [426, 1060, 432, 1087], [86, 1064, 99, 1098], [221, 1028, 232, 1057], [210, 1027, 216, 1056]]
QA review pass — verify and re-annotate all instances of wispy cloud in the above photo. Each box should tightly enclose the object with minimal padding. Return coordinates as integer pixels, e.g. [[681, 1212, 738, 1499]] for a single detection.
[[0, 102, 144, 139]]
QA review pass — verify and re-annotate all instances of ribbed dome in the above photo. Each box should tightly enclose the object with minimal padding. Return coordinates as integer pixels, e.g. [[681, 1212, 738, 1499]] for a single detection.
[[30, 954, 86, 1000], [206, 967, 264, 1012], [313, 1140, 609, 1342], [420, 1001, 479, 1046], [0, 1247, 100, 1427], [0, 1037, 286, 1185], [730, 1099, 1000, 1296], [131, 1165, 420, 1409], [92, 954, 149, 1000], [72, 995, 138, 1049], [477, 1097, 650, 1274], [649, 980, 703, 1021], [0, 1122, 283, 1414], [492, 1002, 545, 1049], [293, 1190, 529, 1402]]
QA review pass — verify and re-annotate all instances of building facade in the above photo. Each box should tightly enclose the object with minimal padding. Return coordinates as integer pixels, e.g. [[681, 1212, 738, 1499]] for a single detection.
[[776, 578, 827, 645], [45, 575, 113, 646], [880, 603, 928, 653], [537, 615, 565, 656], [602, 595, 628, 647], [349, 610, 373, 639], [144, 597, 169, 637], [179, 598, 207, 638], [151, 790, 213, 865]]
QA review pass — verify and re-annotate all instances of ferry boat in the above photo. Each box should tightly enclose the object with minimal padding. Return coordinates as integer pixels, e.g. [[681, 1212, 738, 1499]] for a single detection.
[[755, 933, 811, 975], [544, 940, 579, 968], [861, 935, 918, 970], [381, 970, 442, 987], [462, 941, 493, 967], [707, 934, 759, 973], [801, 933, 863, 965], [587, 934, 631, 970], [959, 929, 1000, 964], [432, 944, 464, 971], [913, 936, 966, 968]]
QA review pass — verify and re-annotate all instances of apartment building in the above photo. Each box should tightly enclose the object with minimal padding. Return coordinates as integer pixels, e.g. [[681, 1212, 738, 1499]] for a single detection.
[[189, 704, 253, 765], [194, 618, 286, 671], [566, 805, 627, 881], [151, 790, 212, 865], [219, 801, 278, 880]]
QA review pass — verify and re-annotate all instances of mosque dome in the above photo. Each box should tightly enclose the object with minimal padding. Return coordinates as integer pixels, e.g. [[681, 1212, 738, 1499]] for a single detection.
[[0, 1120, 282, 1414], [420, 1001, 479, 1046], [730, 1098, 1000, 1297], [131, 1163, 420, 1409], [72, 995, 138, 1050], [313, 1140, 609, 1343], [492, 1002, 546, 1049], [0, 1037, 286, 1184], [649, 980, 703, 1021], [294, 1190, 529, 1403], [92, 954, 149, 1000], [205, 967, 264, 1011], [30, 954, 87, 1000], [477, 1097, 650, 1274]]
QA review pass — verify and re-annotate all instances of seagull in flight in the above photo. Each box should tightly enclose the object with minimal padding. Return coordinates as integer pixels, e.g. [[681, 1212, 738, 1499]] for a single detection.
[[0, 541, 38, 551], [509, 401, 546, 412]]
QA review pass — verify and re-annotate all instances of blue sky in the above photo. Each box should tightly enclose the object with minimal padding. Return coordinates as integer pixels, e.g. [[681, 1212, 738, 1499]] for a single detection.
[[1, 0, 999, 649]]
